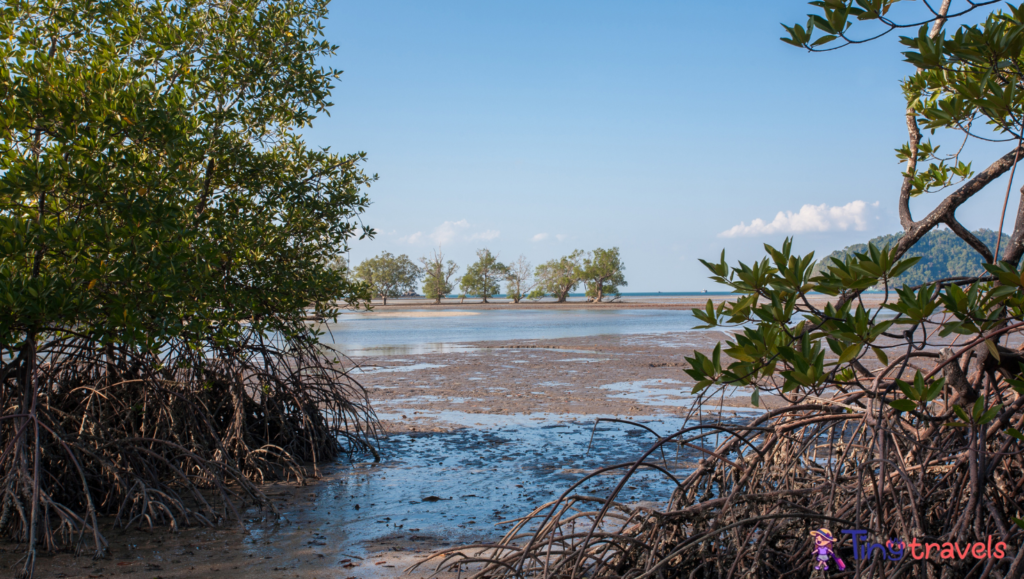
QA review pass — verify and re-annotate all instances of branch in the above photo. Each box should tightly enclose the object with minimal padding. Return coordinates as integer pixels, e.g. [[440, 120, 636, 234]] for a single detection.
[[898, 0, 951, 230], [831, 143, 1024, 312], [897, 142, 1024, 259], [1003, 184, 1024, 266], [899, 112, 922, 230], [943, 214, 994, 263]]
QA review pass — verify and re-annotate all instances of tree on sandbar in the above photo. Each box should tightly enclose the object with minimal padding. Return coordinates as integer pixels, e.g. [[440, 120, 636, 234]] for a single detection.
[[355, 252, 421, 305], [580, 247, 626, 302], [530, 250, 584, 302], [420, 249, 460, 304], [461, 249, 507, 303], [504, 255, 534, 303]]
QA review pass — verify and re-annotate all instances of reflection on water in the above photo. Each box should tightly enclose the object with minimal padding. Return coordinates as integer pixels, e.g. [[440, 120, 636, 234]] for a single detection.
[[316, 309, 701, 353]]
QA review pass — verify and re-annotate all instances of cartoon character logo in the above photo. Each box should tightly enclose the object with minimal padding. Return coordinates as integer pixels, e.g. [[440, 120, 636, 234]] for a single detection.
[[811, 528, 846, 571]]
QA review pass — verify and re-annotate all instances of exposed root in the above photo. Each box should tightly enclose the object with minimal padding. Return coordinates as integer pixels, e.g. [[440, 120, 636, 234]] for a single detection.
[[0, 327, 379, 577], [417, 380, 1024, 578]]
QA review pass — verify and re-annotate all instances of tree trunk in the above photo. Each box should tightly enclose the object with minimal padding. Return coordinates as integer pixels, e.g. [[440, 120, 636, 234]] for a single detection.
[[382, 295, 387, 306]]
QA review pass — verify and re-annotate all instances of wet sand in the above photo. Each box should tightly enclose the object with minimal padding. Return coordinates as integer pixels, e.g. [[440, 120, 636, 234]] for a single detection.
[[2, 315, 852, 578]]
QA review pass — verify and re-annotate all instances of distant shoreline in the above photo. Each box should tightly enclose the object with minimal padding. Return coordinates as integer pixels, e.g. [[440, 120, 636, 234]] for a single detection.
[[345, 293, 890, 311]]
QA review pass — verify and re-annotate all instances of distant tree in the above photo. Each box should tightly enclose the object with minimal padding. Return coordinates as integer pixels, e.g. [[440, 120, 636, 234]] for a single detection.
[[530, 250, 584, 302], [581, 247, 626, 302], [420, 249, 460, 304], [354, 252, 420, 305], [460, 249, 508, 303], [505, 256, 534, 303]]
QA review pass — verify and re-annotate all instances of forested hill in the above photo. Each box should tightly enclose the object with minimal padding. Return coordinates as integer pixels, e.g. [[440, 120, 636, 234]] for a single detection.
[[813, 228, 1005, 288]]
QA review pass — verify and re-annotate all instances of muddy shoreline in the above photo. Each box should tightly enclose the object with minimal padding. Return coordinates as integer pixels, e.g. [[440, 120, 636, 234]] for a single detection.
[[1, 325, 811, 578]]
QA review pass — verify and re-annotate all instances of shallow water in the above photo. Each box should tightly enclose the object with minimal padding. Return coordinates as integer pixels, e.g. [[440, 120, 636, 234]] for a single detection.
[[317, 309, 702, 353], [350, 363, 448, 375], [278, 412, 741, 551], [600, 380, 758, 413]]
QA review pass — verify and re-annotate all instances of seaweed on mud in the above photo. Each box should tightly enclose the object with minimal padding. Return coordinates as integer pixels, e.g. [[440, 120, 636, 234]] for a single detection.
[[0, 327, 379, 577]]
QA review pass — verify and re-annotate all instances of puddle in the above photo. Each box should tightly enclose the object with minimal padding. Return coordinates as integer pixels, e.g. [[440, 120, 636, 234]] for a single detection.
[[326, 343, 478, 356], [494, 347, 603, 355], [379, 396, 482, 405], [351, 363, 447, 375], [557, 358, 609, 363], [600, 380, 760, 414]]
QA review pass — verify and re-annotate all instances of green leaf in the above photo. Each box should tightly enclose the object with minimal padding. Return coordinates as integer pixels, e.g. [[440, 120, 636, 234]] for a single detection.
[[1007, 427, 1024, 442], [751, 388, 760, 408], [984, 339, 1001, 363], [973, 398, 985, 422], [922, 377, 944, 402], [979, 404, 1002, 425], [838, 343, 862, 365], [872, 346, 888, 366], [809, 14, 835, 33], [954, 405, 971, 423], [811, 34, 838, 46], [897, 380, 918, 401], [692, 380, 712, 394], [889, 256, 922, 278], [888, 399, 918, 412]]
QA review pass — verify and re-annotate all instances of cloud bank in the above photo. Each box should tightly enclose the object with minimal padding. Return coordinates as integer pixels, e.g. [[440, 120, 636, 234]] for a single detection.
[[719, 201, 878, 238]]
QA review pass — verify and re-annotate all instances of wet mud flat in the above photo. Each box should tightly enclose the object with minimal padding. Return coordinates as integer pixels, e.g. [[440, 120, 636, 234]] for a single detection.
[[4, 331, 765, 578], [352, 330, 768, 430]]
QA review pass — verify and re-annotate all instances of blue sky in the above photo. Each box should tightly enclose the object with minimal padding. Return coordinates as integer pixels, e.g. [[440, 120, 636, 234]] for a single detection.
[[305, 1, 1017, 291]]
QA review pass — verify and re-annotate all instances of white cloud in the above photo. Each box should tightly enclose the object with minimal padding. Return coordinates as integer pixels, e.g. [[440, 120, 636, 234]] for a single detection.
[[470, 229, 500, 241], [719, 201, 879, 238], [532, 233, 549, 242], [429, 219, 470, 245], [396, 219, 500, 246], [556, 234, 569, 242]]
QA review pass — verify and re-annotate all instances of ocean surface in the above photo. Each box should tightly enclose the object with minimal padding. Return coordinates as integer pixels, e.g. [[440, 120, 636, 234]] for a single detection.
[[317, 308, 703, 355]]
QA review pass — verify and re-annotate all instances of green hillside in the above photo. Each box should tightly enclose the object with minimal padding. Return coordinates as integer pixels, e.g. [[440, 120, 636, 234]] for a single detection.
[[814, 228, 1005, 288]]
